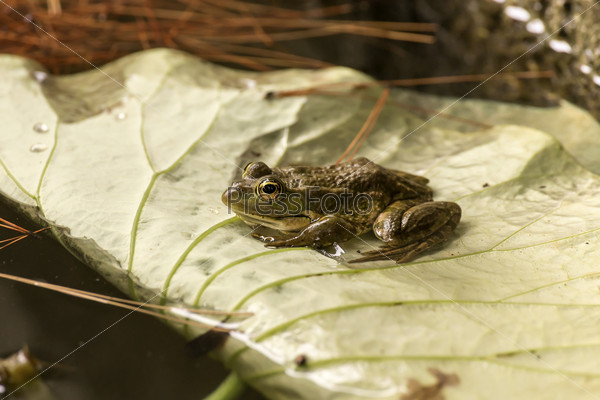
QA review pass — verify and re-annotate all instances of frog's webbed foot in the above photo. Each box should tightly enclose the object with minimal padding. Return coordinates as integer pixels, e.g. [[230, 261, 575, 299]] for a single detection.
[[351, 201, 461, 264], [350, 225, 453, 263]]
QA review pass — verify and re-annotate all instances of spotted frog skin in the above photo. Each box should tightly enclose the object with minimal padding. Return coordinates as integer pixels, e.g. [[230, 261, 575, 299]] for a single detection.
[[221, 157, 461, 263]]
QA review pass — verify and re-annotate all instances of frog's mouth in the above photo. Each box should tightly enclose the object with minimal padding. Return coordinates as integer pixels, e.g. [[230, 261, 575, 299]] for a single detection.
[[238, 214, 311, 232]]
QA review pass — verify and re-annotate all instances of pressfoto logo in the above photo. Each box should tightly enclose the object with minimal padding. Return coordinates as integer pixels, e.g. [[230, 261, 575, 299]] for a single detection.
[[225, 186, 374, 216]]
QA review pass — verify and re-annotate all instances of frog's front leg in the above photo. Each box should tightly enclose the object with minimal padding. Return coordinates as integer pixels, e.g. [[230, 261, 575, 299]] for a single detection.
[[353, 200, 461, 263], [256, 216, 362, 248]]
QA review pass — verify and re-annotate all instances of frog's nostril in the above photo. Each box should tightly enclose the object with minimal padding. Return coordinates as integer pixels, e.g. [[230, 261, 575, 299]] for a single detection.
[[222, 187, 241, 205]]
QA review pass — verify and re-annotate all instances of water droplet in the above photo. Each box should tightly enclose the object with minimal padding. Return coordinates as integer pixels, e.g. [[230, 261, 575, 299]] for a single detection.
[[30, 143, 48, 152], [505, 6, 531, 22], [580, 64, 592, 74], [316, 242, 346, 260], [33, 122, 49, 133], [549, 39, 572, 54], [239, 78, 257, 88], [31, 71, 48, 83], [331, 242, 345, 257], [208, 207, 220, 215], [116, 112, 127, 121], [526, 19, 545, 34]]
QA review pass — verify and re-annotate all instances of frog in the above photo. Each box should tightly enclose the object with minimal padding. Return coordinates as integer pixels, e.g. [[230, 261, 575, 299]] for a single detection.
[[221, 157, 461, 263]]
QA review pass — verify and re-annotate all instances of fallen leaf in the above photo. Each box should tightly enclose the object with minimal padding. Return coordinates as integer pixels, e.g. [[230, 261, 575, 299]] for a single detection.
[[2, 49, 600, 399]]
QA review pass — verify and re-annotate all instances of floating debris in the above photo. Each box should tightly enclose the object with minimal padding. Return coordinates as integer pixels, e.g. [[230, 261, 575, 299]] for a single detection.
[[0, 346, 40, 392]]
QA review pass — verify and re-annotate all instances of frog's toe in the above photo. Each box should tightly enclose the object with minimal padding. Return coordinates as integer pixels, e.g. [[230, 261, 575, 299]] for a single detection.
[[350, 242, 421, 264], [348, 252, 387, 263], [265, 240, 290, 248], [252, 233, 273, 243], [266, 237, 309, 248]]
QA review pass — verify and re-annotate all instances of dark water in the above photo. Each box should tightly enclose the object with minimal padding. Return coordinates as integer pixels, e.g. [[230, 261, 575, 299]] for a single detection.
[[0, 203, 264, 400]]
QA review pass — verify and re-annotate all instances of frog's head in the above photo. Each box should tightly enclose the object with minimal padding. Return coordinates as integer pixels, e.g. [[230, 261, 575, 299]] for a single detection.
[[222, 161, 311, 232]]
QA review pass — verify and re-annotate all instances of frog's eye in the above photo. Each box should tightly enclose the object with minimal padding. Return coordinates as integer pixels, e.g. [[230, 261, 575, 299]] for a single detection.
[[256, 179, 282, 200]]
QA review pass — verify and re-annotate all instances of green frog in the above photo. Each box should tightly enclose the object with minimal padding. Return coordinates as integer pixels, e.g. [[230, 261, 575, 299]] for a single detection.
[[221, 157, 461, 263]]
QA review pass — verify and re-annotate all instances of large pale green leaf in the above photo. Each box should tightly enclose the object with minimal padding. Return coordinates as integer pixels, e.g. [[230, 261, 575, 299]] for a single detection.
[[2, 49, 600, 399]]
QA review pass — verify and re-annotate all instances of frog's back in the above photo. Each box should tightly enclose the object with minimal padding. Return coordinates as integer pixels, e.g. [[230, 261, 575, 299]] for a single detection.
[[276, 158, 432, 200], [275, 159, 366, 188]]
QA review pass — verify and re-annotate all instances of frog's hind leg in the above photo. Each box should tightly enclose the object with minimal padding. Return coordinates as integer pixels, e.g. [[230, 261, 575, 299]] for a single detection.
[[351, 201, 461, 263], [390, 170, 429, 186]]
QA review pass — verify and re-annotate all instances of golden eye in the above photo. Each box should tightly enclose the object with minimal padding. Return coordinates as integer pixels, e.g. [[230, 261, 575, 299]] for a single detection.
[[256, 179, 282, 200]]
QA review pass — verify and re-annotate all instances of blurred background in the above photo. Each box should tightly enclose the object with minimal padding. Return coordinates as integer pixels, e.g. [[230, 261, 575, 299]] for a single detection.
[[2, 0, 599, 117], [1, 1, 599, 399]]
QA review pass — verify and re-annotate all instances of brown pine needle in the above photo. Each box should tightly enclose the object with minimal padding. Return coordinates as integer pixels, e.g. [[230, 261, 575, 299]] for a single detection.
[[270, 70, 555, 98], [236, 1, 274, 47], [42, 282, 252, 317], [0, 235, 28, 251], [268, 69, 553, 131], [207, 27, 434, 44], [0, 235, 26, 245], [0, 218, 49, 245], [46, 0, 62, 16], [0, 217, 249, 325], [1, 0, 439, 74], [0, 272, 251, 331], [136, 18, 152, 50], [381, 70, 556, 87], [0, 217, 31, 233], [0, 229, 49, 250], [216, 42, 332, 68], [336, 87, 390, 164], [201, 0, 353, 19]]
